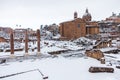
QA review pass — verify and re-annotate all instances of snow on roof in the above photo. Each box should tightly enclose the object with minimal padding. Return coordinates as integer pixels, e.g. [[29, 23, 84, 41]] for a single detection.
[[83, 12, 91, 17]]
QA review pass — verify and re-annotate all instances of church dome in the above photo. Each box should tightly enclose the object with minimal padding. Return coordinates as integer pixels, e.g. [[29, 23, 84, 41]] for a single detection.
[[82, 8, 92, 21]]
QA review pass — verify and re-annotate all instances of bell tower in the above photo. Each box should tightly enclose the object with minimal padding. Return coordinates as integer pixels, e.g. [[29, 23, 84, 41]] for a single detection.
[[74, 11, 78, 19]]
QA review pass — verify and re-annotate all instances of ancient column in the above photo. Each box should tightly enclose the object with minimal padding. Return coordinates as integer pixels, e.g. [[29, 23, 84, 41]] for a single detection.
[[37, 29, 40, 54], [10, 31, 14, 55], [100, 58, 105, 64], [25, 30, 28, 54]]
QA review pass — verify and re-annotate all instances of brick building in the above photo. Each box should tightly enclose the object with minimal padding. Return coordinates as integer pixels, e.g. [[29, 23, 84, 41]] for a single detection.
[[59, 18, 86, 40], [59, 9, 99, 40], [86, 21, 99, 35]]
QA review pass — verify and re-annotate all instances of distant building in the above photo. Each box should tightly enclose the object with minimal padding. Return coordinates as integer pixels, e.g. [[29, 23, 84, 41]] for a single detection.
[[47, 24, 59, 36], [0, 27, 13, 34], [14, 28, 26, 41], [14, 28, 37, 42], [0, 27, 13, 42], [0, 27, 37, 42], [106, 12, 120, 23], [59, 9, 99, 40], [99, 12, 120, 39]]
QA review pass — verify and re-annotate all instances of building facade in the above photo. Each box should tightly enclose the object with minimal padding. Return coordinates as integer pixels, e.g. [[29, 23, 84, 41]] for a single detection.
[[59, 18, 86, 40], [86, 21, 99, 35], [59, 9, 99, 40], [0, 27, 13, 42], [14, 28, 37, 42], [99, 12, 120, 39], [0, 27, 13, 34]]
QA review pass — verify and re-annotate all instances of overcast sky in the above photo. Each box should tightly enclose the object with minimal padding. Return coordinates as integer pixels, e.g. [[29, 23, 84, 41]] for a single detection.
[[0, 0, 120, 30]]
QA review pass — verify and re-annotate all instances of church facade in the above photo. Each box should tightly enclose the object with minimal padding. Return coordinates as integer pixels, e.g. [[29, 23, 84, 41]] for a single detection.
[[59, 9, 99, 40], [59, 18, 86, 40]]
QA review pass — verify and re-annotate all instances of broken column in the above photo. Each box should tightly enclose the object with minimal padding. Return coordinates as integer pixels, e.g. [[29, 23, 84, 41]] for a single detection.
[[25, 30, 28, 55], [100, 58, 105, 64], [37, 29, 40, 55], [10, 31, 14, 55]]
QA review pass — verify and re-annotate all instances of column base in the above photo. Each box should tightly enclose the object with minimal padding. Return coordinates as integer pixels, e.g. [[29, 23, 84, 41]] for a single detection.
[[37, 52, 40, 56], [24, 53, 29, 56], [10, 54, 15, 58]]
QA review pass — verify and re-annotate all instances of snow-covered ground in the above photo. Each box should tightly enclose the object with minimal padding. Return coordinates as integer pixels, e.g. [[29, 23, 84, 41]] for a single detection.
[[0, 37, 120, 80], [0, 40, 85, 57], [0, 56, 120, 80], [100, 47, 118, 53]]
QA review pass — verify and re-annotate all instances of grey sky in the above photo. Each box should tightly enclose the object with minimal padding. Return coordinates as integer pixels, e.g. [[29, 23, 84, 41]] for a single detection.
[[0, 0, 120, 29]]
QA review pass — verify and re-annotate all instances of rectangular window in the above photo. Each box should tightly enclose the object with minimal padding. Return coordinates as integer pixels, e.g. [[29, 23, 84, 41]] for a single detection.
[[78, 24, 80, 28]]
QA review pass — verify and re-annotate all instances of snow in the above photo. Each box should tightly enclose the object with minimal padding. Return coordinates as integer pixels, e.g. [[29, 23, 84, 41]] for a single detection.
[[52, 34, 61, 39], [74, 37, 92, 43], [100, 47, 118, 52], [41, 40, 84, 52], [0, 36, 120, 80], [0, 70, 42, 80], [83, 12, 91, 17], [0, 40, 85, 57], [41, 46, 67, 53], [0, 57, 120, 80]]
